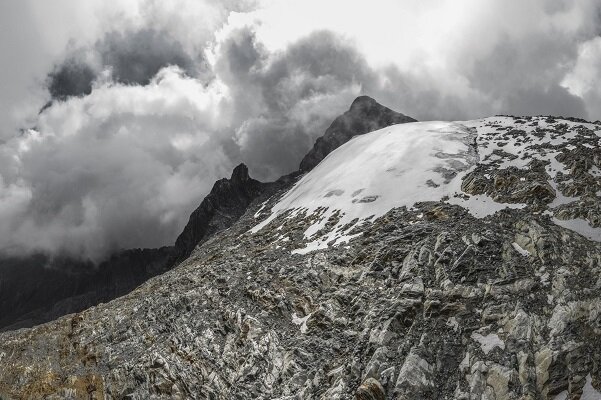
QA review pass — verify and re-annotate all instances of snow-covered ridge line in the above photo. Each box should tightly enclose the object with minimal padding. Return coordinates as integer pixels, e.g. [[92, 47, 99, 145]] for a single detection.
[[252, 121, 480, 253], [252, 116, 601, 253]]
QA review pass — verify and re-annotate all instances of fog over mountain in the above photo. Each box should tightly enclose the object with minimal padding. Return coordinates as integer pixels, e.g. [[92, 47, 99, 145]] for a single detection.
[[0, 0, 600, 259]]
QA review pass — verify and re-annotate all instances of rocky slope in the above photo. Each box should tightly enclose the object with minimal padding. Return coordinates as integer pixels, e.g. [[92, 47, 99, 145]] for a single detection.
[[0, 164, 265, 331], [1, 114, 600, 399]]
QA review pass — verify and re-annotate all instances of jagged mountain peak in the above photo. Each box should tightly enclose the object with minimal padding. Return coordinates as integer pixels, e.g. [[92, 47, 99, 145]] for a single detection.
[[349, 94, 383, 110], [299, 95, 416, 171], [230, 162, 251, 183], [173, 163, 263, 259]]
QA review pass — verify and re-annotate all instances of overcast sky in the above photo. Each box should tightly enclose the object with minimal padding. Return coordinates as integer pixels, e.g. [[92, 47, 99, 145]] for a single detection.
[[0, 0, 600, 260]]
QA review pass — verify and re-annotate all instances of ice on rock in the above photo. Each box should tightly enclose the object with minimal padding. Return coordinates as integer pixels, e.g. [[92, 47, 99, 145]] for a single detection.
[[471, 332, 505, 355], [512, 242, 531, 257], [554, 374, 601, 400], [291, 313, 311, 334], [552, 217, 601, 242]]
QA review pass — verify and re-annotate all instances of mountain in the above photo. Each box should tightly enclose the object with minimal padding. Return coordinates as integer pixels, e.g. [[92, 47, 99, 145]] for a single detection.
[[0, 164, 266, 331], [0, 247, 171, 331], [1, 110, 601, 399], [299, 95, 416, 171], [173, 163, 265, 260], [0, 96, 410, 332]]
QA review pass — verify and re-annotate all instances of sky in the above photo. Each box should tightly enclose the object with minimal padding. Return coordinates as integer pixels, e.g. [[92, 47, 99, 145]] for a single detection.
[[0, 0, 600, 260]]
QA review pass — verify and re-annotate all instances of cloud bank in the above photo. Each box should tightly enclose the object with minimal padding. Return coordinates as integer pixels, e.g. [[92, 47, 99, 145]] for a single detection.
[[0, 0, 599, 259]]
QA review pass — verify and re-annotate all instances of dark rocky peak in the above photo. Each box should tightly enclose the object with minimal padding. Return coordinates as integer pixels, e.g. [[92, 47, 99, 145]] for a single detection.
[[349, 94, 387, 112], [299, 96, 416, 171], [174, 163, 264, 259], [230, 163, 251, 183]]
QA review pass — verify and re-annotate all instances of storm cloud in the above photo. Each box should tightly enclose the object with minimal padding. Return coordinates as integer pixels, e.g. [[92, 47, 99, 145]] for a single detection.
[[47, 28, 199, 102], [0, 0, 600, 260]]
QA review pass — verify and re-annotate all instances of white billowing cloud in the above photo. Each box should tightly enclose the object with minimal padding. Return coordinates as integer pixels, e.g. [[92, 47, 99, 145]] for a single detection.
[[563, 37, 601, 120], [0, 0, 254, 141], [0, 0, 600, 259], [0, 67, 233, 259]]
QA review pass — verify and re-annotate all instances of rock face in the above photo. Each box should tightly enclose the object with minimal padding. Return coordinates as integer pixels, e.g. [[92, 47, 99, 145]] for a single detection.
[[1, 113, 601, 399], [299, 95, 416, 171], [0, 163, 265, 332], [174, 163, 264, 259]]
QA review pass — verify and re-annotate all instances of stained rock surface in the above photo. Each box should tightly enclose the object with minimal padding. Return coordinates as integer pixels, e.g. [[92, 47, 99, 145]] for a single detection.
[[0, 115, 600, 399]]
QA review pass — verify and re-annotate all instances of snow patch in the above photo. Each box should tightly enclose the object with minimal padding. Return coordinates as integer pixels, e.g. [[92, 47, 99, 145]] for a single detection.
[[582, 374, 601, 400], [554, 374, 601, 400], [553, 217, 601, 242], [512, 242, 530, 257], [446, 317, 459, 332], [448, 194, 525, 217], [291, 313, 311, 334], [253, 200, 269, 218], [471, 332, 505, 354], [252, 116, 600, 252]]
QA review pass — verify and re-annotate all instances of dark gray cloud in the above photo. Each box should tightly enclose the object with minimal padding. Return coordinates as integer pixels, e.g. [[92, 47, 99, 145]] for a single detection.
[[47, 28, 199, 102], [562, 36, 601, 121], [500, 85, 588, 119], [48, 57, 96, 101], [465, 35, 589, 119], [215, 29, 378, 178], [98, 29, 197, 85]]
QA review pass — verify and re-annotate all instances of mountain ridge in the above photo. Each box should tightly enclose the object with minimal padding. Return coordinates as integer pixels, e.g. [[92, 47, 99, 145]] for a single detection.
[[1, 102, 601, 398], [0, 95, 413, 332], [299, 95, 416, 171], [0, 164, 267, 331]]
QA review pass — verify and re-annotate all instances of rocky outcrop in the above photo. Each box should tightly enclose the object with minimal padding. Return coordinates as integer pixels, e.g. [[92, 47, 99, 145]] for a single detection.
[[462, 160, 556, 208], [174, 163, 264, 259], [356, 378, 386, 400], [299, 95, 416, 171]]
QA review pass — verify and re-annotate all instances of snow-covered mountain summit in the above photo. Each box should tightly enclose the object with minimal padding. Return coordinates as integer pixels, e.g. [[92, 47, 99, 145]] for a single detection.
[[254, 116, 601, 255], [253, 121, 479, 253]]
